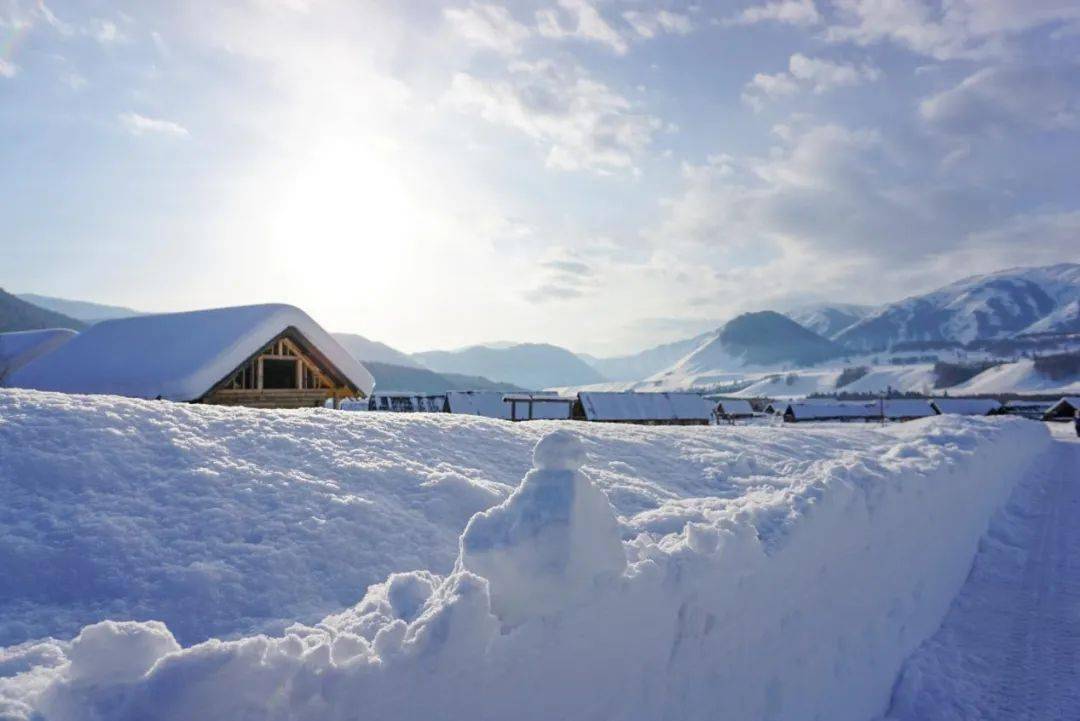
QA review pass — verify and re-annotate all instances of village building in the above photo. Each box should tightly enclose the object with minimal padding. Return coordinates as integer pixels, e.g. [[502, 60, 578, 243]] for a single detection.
[[445, 390, 514, 419], [1001, 399, 1052, 419], [364, 392, 447, 413], [1044, 397, 1080, 421], [781, 399, 935, 423], [4, 304, 372, 408], [712, 399, 755, 422], [503, 393, 575, 421], [573, 391, 713, 425], [929, 398, 1003, 416], [0, 329, 77, 383]]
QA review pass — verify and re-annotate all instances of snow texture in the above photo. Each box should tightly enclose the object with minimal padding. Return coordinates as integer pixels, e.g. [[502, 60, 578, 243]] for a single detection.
[[0, 329, 76, 383], [5, 304, 374, 400], [0, 388, 1051, 721]]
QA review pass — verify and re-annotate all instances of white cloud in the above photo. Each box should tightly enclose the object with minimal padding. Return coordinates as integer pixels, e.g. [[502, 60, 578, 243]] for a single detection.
[[447, 59, 661, 173], [118, 112, 190, 137], [88, 18, 126, 45], [536, 0, 628, 55], [0, 58, 17, 78], [444, 3, 530, 55], [725, 0, 821, 27], [743, 54, 880, 109], [920, 65, 1080, 135], [622, 9, 693, 38], [825, 0, 1080, 60]]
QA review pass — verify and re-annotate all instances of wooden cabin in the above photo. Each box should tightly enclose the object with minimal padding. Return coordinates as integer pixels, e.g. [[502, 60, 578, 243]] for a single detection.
[[5, 304, 373, 409], [1044, 397, 1080, 421]]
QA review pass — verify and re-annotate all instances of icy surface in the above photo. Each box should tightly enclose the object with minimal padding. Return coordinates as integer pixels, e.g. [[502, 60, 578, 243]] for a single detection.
[[5, 304, 374, 400], [0, 388, 1052, 721]]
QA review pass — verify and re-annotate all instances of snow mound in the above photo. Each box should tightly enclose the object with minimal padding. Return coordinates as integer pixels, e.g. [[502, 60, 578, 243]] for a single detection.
[[459, 431, 625, 625], [0, 388, 1051, 721]]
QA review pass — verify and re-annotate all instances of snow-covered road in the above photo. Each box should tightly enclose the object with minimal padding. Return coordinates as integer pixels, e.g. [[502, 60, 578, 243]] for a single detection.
[[885, 423, 1080, 720]]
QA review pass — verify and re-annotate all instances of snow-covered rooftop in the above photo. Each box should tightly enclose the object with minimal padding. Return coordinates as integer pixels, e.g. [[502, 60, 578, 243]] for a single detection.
[[577, 391, 713, 422], [4, 304, 373, 401], [930, 398, 1002, 416], [0, 329, 77, 382], [445, 390, 513, 419], [714, 399, 754, 416]]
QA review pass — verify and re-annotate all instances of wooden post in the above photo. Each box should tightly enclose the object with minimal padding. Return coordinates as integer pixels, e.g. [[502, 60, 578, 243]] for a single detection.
[[295, 359, 303, 389], [257, 358, 264, 389]]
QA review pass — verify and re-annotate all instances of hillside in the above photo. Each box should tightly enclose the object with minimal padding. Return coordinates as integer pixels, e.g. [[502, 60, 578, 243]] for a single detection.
[[364, 361, 523, 394], [0, 289, 86, 333], [16, 293, 143, 323], [580, 332, 713, 382], [836, 263, 1080, 351], [333, 332, 421, 368], [415, 342, 605, 390], [785, 303, 876, 339]]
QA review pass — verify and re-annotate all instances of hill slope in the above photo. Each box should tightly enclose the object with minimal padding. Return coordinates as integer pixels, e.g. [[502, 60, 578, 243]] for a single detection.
[[363, 361, 523, 394], [785, 303, 876, 339], [0, 289, 86, 333], [835, 264, 1080, 351], [332, 333, 421, 368], [16, 293, 143, 323], [581, 332, 714, 382], [415, 343, 605, 390]]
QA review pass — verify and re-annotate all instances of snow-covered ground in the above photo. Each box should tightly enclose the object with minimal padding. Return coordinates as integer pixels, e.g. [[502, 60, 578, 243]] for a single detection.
[[952, 358, 1080, 395], [883, 423, 1080, 720], [0, 389, 1056, 720]]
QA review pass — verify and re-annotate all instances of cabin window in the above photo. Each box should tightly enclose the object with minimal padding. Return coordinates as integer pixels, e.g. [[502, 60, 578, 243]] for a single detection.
[[262, 358, 298, 389]]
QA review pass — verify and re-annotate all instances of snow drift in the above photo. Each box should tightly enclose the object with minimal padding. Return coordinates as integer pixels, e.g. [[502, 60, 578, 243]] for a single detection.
[[0, 389, 1050, 721]]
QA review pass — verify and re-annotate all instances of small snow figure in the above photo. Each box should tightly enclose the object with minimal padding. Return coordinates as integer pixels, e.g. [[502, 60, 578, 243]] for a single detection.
[[458, 430, 626, 626]]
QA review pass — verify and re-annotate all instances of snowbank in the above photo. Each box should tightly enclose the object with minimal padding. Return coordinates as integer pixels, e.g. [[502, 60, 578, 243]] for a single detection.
[[0, 389, 1050, 721]]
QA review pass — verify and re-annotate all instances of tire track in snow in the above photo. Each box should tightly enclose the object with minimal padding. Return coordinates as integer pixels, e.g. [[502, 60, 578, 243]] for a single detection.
[[885, 425, 1080, 720]]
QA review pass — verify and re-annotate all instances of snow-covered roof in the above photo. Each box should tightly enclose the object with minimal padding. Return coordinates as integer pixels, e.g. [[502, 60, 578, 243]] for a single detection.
[[445, 391, 512, 419], [715, 399, 754, 416], [577, 392, 713, 422], [5, 304, 374, 401], [1045, 397, 1080, 416], [930, 398, 1002, 416], [504, 394, 574, 420], [0, 329, 77, 382], [783, 399, 935, 421]]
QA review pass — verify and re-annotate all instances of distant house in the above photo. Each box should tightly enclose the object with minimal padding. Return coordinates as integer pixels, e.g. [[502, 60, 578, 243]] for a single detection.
[[503, 393, 574, 421], [5, 304, 372, 408], [1002, 399, 1052, 419], [573, 392, 712, 425], [1043, 397, 1080, 421], [713, 399, 755, 421], [781, 399, 934, 423], [930, 398, 1002, 416], [363, 392, 447, 413], [445, 390, 513, 419], [0, 329, 77, 383]]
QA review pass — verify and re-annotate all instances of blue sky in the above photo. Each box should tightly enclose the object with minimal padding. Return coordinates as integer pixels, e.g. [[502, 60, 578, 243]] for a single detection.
[[2, 0, 1078, 355]]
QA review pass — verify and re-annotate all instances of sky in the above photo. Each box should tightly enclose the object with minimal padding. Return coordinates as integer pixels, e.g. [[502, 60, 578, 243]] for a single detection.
[[1, 0, 1079, 356]]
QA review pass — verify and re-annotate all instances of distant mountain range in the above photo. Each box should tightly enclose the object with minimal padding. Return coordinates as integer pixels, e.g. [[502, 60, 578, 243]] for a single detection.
[[16, 293, 143, 323], [7, 262, 1078, 391], [414, 343, 604, 390], [1, 290, 86, 333], [832, 264, 1080, 351]]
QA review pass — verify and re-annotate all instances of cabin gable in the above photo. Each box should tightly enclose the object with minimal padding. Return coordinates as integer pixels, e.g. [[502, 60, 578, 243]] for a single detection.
[[201, 327, 360, 408]]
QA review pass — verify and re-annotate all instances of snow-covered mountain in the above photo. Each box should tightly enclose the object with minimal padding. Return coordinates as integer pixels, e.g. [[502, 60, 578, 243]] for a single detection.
[[1, 290, 86, 333], [784, 303, 876, 340], [332, 332, 422, 368], [580, 332, 713, 382], [414, 343, 605, 390], [648, 311, 843, 387], [835, 263, 1080, 351]]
